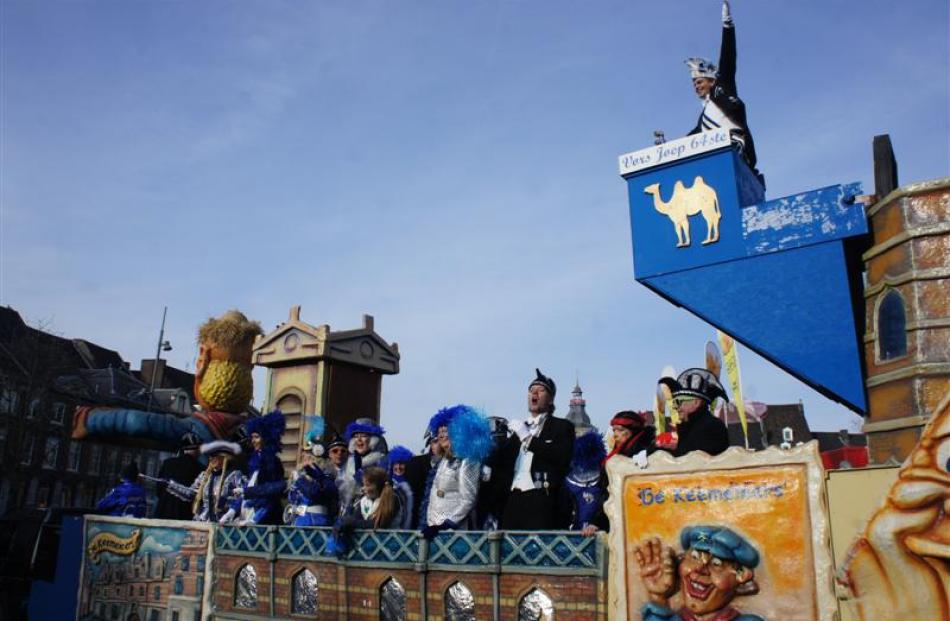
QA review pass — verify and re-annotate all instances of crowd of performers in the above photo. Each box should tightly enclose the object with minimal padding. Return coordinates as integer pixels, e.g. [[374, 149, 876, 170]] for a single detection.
[[96, 367, 731, 540]]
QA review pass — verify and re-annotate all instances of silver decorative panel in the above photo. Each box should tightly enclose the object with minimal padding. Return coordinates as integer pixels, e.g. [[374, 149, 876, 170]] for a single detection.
[[292, 569, 318, 615], [379, 577, 406, 621], [518, 587, 555, 621], [234, 564, 258, 609], [445, 581, 476, 621]]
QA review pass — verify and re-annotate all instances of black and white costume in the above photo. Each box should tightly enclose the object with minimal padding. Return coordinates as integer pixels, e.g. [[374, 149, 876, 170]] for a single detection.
[[686, 6, 763, 186]]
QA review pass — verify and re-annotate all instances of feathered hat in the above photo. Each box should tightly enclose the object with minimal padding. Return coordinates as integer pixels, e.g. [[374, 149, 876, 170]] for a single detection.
[[658, 368, 728, 404], [245, 410, 286, 450], [429, 404, 493, 464], [529, 368, 557, 398], [345, 417, 387, 454], [572, 429, 607, 473], [302, 416, 327, 457], [388, 445, 413, 466], [200, 439, 242, 456], [685, 57, 717, 80]]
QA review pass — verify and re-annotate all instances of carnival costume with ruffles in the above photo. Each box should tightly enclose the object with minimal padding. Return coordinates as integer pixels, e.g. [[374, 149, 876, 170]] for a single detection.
[[96, 478, 147, 518], [287, 463, 338, 527]]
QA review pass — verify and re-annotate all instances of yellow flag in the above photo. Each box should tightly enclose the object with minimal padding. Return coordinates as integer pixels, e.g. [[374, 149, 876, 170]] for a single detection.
[[653, 392, 666, 434], [717, 331, 749, 448]]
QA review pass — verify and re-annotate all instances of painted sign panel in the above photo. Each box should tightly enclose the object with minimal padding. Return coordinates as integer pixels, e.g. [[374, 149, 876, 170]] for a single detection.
[[618, 129, 731, 176], [77, 517, 213, 621], [605, 443, 836, 621]]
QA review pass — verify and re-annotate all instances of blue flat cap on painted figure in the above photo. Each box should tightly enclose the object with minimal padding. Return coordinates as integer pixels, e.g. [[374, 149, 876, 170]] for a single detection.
[[680, 525, 760, 568]]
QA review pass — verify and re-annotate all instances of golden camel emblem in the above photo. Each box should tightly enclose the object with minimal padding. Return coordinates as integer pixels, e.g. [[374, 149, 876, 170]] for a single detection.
[[644, 176, 721, 247]]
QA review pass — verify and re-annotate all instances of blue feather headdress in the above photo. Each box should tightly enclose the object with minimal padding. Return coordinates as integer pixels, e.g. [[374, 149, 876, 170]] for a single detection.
[[572, 429, 607, 472], [344, 419, 385, 441], [446, 405, 493, 464], [304, 415, 326, 445], [388, 445, 413, 465], [245, 410, 286, 450], [427, 406, 459, 435]]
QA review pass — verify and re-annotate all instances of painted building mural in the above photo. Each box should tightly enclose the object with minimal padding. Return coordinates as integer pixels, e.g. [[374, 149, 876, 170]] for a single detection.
[[78, 517, 213, 621]]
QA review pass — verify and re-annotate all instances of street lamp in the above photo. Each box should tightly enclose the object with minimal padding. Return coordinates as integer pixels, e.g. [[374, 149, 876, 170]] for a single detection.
[[146, 307, 172, 412]]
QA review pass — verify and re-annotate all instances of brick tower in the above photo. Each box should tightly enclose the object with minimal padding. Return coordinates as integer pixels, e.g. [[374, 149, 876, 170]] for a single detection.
[[861, 136, 950, 463]]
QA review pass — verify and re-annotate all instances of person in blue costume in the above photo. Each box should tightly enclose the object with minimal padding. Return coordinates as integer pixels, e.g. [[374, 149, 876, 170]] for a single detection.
[[96, 462, 147, 518], [562, 429, 607, 532], [387, 445, 415, 528], [343, 418, 388, 486], [235, 410, 287, 525], [285, 418, 339, 527], [636, 525, 765, 621]]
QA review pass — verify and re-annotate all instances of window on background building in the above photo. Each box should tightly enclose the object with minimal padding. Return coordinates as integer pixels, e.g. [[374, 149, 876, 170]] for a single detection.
[[37, 484, 50, 507], [181, 556, 190, 571], [67, 442, 82, 471], [105, 449, 117, 474], [196, 576, 204, 599], [171, 612, 180, 621], [0, 480, 10, 516], [0, 425, 6, 451], [878, 289, 908, 361], [149, 611, 159, 621], [121, 452, 133, 468], [174, 576, 183, 595], [28, 398, 40, 418], [196, 556, 205, 572], [42, 437, 61, 469], [51, 402, 66, 424], [88, 445, 102, 473], [25, 479, 38, 506], [21, 433, 35, 465], [0, 389, 19, 415], [153, 586, 161, 600]]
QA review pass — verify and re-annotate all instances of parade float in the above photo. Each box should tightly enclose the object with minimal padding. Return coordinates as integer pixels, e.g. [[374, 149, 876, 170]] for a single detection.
[[27, 128, 943, 621], [31, 3, 949, 616]]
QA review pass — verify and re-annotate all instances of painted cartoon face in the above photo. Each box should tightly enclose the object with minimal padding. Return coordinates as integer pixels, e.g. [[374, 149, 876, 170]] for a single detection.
[[353, 432, 370, 455], [392, 462, 407, 477], [528, 384, 553, 416], [678, 548, 751, 615], [328, 445, 348, 467], [693, 77, 716, 98], [250, 432, 263, 451]]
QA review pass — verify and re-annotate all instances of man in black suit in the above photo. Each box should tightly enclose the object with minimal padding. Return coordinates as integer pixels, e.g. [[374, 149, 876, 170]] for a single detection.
[[500, 369, 575, 530], [155, 433, 203, 520]]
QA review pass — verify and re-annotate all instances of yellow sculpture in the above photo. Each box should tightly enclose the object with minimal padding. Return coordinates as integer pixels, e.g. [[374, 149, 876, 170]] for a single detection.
[[644, 176, 721, 247], [195, 310, 263, 413], [838, 391, 950, 620]]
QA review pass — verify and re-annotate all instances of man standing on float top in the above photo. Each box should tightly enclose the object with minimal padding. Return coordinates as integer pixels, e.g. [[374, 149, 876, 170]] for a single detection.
[[656, 369, 730, 457], [686, 0, 764, 188], [500, 369, 575, 530]]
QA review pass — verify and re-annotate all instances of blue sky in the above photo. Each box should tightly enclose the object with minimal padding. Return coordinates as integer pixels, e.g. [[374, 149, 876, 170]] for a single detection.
[[2, 1, 947, 450]]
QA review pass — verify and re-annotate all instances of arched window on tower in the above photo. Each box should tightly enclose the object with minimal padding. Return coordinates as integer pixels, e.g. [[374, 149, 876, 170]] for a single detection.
[[878, 290, 907, 361]]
